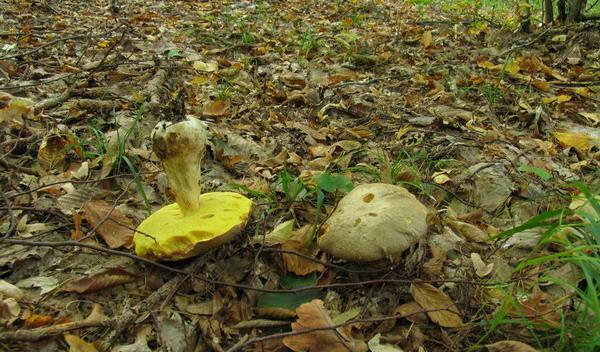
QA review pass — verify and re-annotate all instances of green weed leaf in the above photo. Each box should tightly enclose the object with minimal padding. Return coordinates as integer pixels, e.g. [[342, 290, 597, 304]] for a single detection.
[[314, 172, 354, 193], [518, 164, 552, 181]]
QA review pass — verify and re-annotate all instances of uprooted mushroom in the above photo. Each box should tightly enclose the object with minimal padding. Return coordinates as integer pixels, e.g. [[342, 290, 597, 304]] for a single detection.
[[133, 116, 253, 261]]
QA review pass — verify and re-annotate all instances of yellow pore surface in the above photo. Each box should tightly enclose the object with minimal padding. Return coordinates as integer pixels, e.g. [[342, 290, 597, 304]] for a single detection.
[[134, 192, 253, 260]]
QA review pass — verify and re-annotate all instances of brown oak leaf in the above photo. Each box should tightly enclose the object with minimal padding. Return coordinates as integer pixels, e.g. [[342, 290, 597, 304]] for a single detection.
[[283, 299, 367, 352]]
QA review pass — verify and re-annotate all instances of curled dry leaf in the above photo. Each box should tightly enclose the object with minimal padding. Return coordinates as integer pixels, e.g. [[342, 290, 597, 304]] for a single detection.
[[203, 99, 230, 117], [485, 340, 538, 352], [280, 72, 307, 89], [445, 218, 489, 243], [470, 253, 494, 277], [409, 283, 463, 328], [37, 132, 81, 170], [0, 279, 24, 300], [283, 299, 368, 352], [422, 244, 446, 278], [0, 298, 20, 324], [83, 200, 134, 249], [63, 268, 139, 293]]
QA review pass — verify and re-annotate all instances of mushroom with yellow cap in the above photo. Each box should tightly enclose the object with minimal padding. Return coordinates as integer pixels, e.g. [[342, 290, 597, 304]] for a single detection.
[[133, 116, 253, 261]]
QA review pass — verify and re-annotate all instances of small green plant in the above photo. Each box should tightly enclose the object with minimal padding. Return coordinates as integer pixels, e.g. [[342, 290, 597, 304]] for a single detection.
[[478, 185, 600, 351], [77, 119, 109, 159], [113, 103, 151, 214], [277, 169, 308, 203], [481, 82, 502, 106], [241, 29, 256, 44], [298, 28, 319, 57], [216, 81, 233, 101], [274, 169, 354, 239]]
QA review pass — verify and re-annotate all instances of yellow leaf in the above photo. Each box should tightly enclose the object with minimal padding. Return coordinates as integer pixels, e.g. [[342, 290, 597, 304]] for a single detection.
[[505, 62, 520, 75], [192, 60, 218, 72], [570, 87, 590, 97], [422, 31, 433, 48], [553, 131, 590, 153], [189, 76, 209, 85], [97, 40, 110, 48], [432, 172, 451, 184], [543, 95, 571, 104], [64, 335, 99, 352], [395, 125, 412, 140], [478, 61, 497, 69], [531, 80, 551, 92], [578, 112, 599, 125]]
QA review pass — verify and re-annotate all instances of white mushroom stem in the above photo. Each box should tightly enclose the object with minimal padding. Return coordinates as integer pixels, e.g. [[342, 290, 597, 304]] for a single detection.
[[151, 116, 207, 215]]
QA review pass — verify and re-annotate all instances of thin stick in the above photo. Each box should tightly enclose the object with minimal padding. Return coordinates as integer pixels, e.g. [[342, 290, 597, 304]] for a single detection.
[[0, 239, 515, 292]]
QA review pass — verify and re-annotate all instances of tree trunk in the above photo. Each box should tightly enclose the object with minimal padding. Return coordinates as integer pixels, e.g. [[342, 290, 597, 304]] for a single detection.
[[520, 0, 532, 33], [568, 0, 587, 21], [544, 0, 554, 24], [558, 0, 566, 22]]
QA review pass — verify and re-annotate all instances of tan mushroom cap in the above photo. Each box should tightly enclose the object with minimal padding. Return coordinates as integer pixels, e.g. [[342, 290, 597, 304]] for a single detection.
[[134, 192, 253, 261], [317, 183, 429, 262]]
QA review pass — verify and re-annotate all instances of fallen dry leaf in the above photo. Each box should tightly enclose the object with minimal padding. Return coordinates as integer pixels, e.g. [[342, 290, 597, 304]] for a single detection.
[[283, 299, 368, 352], [24, 313, 54, 328], [37, 133, 80, 171], [422, 31, 433, 48], [393, 301, 429, 324], [410, 283, 463, 328], [553, 131, 591, 153], [505, 286, 561, 327], [445, 218, 489, 243], [64, 334, 99, 352], [63, 268, 139, 293], [202, 99, 230, 117], [485, 340, 538, 352], [422, 244, 446, 278], [82, 200, 134, 248], [281, 240, 325, 276], [471, 253, 494, 277]]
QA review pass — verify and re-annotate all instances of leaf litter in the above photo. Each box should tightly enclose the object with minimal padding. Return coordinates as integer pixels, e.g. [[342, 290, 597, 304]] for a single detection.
[[0, 0, 598, 351]]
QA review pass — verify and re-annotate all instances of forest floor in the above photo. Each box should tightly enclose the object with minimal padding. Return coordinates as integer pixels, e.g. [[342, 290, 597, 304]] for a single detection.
[[0, 1, 599, 351]]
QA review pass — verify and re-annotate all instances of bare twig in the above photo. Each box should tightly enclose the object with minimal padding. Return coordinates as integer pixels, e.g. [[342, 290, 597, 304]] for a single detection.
[[0, 34, 88, 60], [99, 255, 207, 348], [6, 171, 159, 199], [0, 239, 514, 292], [0, 189, 17, 239], [258, 247, 399, 274], [225, 307, 452, 352], [0, 316, 112, 342]]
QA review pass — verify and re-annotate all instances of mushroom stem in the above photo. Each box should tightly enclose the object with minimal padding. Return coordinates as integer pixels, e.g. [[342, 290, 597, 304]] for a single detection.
[[151, 117, 208, 215]]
